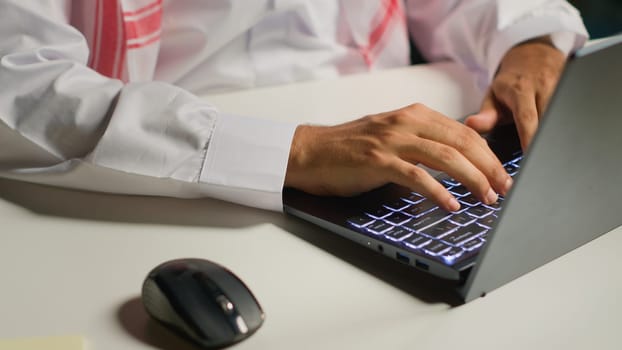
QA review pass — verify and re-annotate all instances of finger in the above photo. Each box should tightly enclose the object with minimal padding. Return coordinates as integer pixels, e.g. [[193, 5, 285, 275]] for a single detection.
[[401, 138, 502, 204], [464, 109, 498, 133], [385, 157, 461, 212], [536, 85, 556, 117], [498, 90, 539, 150], [464, 91, 499, 133], [409, 116, 512, 196]]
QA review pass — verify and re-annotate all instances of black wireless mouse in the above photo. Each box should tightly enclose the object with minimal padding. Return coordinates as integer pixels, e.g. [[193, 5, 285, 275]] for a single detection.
[[141, 258, 265, 349]]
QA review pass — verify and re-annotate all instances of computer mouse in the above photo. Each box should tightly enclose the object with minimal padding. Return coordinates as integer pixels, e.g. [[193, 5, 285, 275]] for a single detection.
[[141, 258, 265, 349]]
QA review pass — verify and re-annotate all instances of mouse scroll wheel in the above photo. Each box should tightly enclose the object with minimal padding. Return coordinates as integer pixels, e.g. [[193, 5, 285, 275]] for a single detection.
[[216, 295, 235, 314], [216, 295, 250, 334]]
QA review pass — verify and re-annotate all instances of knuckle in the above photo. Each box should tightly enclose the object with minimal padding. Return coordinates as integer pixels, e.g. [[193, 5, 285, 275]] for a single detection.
[[404, 165, 425, 182], [375, 129, 400, 143], [362, 146, 389, 166], [363, 113, 383, 125], [510, 75, 530, 91], [496, 74, 532, 97], [404, 103, 431, 118], [365, 111, 410, 129], [406, 102, 428, 112], [453, 127, 480, 151], [436, 145, 460, 164], [511, 81, 527, 93], [383, 111, 412, 126], [492, 76, 512, 92]]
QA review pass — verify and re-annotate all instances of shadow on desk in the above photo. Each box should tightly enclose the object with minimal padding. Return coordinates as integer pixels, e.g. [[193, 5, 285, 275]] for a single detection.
[[0, 178, 280, 229], [118, 297, 206, 350], [1, 177, 462, 306], [281, 215, 464, 307]]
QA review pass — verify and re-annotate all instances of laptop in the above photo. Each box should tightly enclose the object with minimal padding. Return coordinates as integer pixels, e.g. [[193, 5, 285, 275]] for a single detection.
[[283, 33, 622, 302]]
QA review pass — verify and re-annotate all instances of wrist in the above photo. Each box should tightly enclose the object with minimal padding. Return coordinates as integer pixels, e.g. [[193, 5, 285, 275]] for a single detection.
[[284, 125, 313, 189], [516, 35, 555, 48]]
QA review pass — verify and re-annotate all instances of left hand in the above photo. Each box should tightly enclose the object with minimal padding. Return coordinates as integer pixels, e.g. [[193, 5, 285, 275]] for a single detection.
[[465, 36, 568, 150]]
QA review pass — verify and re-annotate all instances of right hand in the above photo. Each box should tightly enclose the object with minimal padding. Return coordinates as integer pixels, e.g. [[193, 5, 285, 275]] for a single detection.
[[284, 103, 513, 212]]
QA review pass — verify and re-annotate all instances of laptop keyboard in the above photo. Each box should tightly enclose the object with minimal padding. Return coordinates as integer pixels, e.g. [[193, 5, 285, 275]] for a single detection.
[[347, 154, 523, 266]]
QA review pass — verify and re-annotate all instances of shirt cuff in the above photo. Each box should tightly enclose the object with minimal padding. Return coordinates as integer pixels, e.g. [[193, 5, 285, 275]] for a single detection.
[[486, 10, 589, 85], [200, 113, 298, 211]]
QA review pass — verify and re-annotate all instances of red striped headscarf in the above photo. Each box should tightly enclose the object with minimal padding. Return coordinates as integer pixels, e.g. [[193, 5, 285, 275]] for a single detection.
[[81, 0, 163, 81]]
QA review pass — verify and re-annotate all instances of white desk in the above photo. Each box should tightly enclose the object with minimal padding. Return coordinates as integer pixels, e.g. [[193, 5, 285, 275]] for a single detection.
[[1, 62, 621, 350]]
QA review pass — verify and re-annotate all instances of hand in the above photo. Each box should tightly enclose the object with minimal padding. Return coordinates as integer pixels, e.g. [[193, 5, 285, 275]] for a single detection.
[[284, 103, 513, 211], [465, 36, 567, 150]]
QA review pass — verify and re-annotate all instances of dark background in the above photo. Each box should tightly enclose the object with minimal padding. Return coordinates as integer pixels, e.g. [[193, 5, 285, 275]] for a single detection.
[[569, 0, 622, 38]]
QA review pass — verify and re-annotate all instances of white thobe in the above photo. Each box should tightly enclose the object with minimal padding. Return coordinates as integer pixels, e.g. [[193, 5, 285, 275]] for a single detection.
[[0, 0, 588, 211]]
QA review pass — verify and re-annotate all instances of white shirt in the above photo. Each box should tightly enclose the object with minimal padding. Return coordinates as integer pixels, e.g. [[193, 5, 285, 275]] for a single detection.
[[0, 0, 588, 211]]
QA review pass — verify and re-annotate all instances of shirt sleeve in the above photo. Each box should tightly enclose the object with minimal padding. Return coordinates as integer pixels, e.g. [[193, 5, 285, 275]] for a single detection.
[[0, 1, 297, 211], [404, 0, 590, 88]]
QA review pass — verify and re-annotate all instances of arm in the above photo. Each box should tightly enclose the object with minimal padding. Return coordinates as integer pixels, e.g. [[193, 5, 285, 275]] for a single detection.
[[405, 0, 589, 148], [0, 1, 296, 211], [0, 1, 509, 213]]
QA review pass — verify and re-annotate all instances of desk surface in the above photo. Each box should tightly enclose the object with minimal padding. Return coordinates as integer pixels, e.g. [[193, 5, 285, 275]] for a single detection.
[[1, 62, 621, 350]]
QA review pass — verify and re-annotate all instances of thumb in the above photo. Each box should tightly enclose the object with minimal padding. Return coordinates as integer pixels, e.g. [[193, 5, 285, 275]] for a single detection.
[[465, 91, 499, 133]]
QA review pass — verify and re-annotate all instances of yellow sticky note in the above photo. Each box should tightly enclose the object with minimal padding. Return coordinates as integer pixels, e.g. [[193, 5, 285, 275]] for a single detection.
[[0, 336, 85, 350]]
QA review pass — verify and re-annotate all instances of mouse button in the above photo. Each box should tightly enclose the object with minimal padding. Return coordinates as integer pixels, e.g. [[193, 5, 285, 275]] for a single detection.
[[154, 271, 236, 342], [155, 259, 191, 276], [192, 271, 223, 297], [204, 269, 265, 331], [193, 273, 250, 332], [142, 278, 200, 340]]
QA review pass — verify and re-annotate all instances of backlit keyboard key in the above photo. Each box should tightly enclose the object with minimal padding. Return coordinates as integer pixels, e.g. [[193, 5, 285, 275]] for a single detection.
[[383, 200, 410, 211], [442, 223, 486, 246], [483, 198, 503, 211], [424, 241, 452, 256], [459, 194, 481, 207], [366, 206, 393, 219], [466, 206, 494, 219], [366, 221, 393, 235], [403, 234, 432, 249], [402, 193, 425, 204], [403, 200, 438, 218], [449, 211, 477, 226], [442, 246, 465, 262], [449, 186, 470, 197], [419, 220, 458, 238], [462, 237, 485, 251], [384, 227, 412, 241], [478, 214, 497, 228], [405, 209, 452, 232], [347, 216, 374, 227], [440, 176, 461, 187], [384, 212, 411, 226], [504, 163, 519, 176]]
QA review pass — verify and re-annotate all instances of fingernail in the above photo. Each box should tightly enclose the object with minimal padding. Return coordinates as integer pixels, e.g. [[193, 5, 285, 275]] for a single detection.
[[503, 177, 513, 195], [485, 188, 498, 204], [448, 197, 461, 212]]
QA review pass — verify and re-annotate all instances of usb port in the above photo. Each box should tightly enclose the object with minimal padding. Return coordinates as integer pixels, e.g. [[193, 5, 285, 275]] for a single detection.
[[415, 260, 429, 271], [395, 251, 410, 264]]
